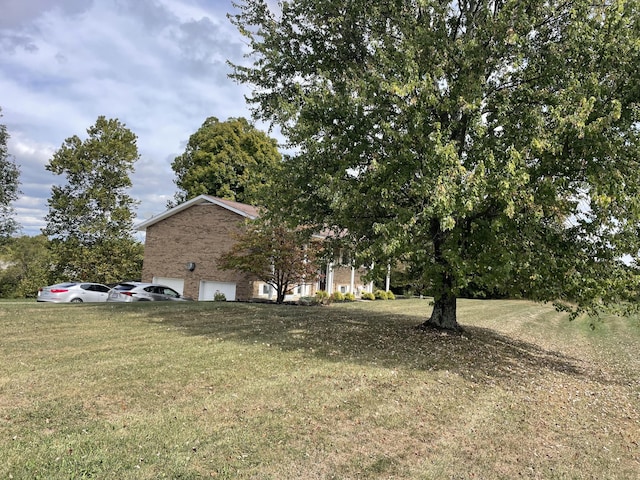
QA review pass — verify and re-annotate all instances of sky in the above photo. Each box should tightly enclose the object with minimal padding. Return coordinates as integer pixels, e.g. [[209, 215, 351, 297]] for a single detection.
[[1, 0, 274, 237]]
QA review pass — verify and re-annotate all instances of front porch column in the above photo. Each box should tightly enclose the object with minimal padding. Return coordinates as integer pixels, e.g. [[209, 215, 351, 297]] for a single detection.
[[350, 266, 355, 294], [327, 262, 334, 295], [385, 263, 391, 292]]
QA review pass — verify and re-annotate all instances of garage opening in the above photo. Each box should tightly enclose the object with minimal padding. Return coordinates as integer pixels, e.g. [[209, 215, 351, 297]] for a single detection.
[[199, 281, 236, 301], [152, 277, 185, 295]]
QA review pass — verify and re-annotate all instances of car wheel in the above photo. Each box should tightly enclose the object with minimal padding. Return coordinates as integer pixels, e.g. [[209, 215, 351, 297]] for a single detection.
[[70, 298, 83, 303]]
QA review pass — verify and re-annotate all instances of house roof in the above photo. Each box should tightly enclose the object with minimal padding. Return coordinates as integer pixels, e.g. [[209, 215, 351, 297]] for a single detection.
[[136, 194, 260, 231]]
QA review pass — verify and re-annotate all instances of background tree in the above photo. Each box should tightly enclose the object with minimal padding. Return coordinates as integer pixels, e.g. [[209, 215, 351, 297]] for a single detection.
[[0, 235, 54, 298], [219, 219, 320, 303], [0, 107, 21, 241], [43, 116, 143, 284], [170, 117, 282, 207], [231, 0, 640, 330]]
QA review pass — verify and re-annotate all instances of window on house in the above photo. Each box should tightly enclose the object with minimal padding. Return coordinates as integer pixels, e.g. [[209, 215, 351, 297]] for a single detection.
[[262, 284, 270, 295], [340, 285, 348, 294]]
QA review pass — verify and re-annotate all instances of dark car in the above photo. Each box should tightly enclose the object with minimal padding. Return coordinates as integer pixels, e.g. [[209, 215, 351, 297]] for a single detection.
[[37, 282, 112, 303], [107, 282, 193, 302]]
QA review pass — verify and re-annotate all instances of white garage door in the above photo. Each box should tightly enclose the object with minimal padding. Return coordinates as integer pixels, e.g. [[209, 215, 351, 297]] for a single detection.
[[153, 277, 185, 295], [199, 281, 236, 301]]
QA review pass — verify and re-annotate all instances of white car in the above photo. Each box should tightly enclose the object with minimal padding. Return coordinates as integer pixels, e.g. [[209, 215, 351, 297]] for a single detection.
[[107, 282, 193, 302], [37, 282, 112, 303]]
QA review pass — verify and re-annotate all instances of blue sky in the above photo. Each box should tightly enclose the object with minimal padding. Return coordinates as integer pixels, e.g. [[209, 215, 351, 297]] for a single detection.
[[1, 0, 273, 236]]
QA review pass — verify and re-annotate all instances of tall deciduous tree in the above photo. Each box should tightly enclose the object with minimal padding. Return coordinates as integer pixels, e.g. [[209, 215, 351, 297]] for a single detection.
[[230, 0, 640, 330], [219, 220, 320, 303], [43, 116, 143, 283], [170, 116, 282, 207], [0, 107, 21, 241]]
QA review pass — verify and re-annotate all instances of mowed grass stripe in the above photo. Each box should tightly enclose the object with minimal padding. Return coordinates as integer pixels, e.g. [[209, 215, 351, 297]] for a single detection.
[[1, 299, 638, 479]]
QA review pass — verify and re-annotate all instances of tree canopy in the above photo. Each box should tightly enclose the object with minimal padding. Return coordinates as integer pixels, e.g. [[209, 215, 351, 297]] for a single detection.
[[0, 107, 21, 241], [230, 0, 640, 329], [219, 219, 320, 303], [43, 116, 143, 284], [170, 116, 282, 206]]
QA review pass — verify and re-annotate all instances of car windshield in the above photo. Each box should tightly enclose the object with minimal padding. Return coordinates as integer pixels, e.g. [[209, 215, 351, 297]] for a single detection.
[[54, 282, 77, 288], [112, 284, 137, 291]]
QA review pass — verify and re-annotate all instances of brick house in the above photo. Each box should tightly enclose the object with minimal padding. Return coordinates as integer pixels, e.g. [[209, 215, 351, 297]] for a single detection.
[[136, 195, 373, 301]]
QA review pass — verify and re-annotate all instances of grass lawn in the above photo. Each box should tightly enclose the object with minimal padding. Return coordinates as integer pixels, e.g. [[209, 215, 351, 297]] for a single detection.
[[1, 298, 639, 479]]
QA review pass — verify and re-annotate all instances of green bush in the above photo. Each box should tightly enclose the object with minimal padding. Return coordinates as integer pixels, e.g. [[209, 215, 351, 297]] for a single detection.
[[361, 292, 375, 300], [386, 291, 396, 300], [344, 292, 356, 302], [315, 290, 328, 299], [331, 291, 345, 302], [315, 290, 331, 304], [374, 289, 388, 300], [213, 291, 227, 302]]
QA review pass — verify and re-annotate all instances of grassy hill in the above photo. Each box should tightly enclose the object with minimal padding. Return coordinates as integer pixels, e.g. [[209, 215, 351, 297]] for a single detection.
[[1, 299, 638, 479]]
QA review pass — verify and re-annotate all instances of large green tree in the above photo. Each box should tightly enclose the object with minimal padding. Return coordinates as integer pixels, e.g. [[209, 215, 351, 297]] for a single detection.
[[170, 116, 282, 206], [0, 107, 21, 241], [43, 116, 143, 284], [230, 0, 640, 330]]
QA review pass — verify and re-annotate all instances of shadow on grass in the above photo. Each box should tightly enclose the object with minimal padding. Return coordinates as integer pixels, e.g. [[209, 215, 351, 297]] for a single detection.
[[126, 301, 599, 387]]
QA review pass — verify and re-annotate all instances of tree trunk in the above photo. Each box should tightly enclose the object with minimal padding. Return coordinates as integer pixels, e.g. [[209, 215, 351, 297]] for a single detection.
[[419, 220, 461, 331], [419, 293, 460, 331], [275, 282, 286, 304]]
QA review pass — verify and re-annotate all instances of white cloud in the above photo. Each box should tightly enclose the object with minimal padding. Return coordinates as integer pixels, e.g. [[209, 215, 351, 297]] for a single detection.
[[0, 0, 92, 28], [0, 0, 260, 236]]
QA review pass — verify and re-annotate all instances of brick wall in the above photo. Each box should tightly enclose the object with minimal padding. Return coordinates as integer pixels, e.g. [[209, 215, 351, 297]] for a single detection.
[[332, 265, 370, 294], [141, 204, 256, 300]]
